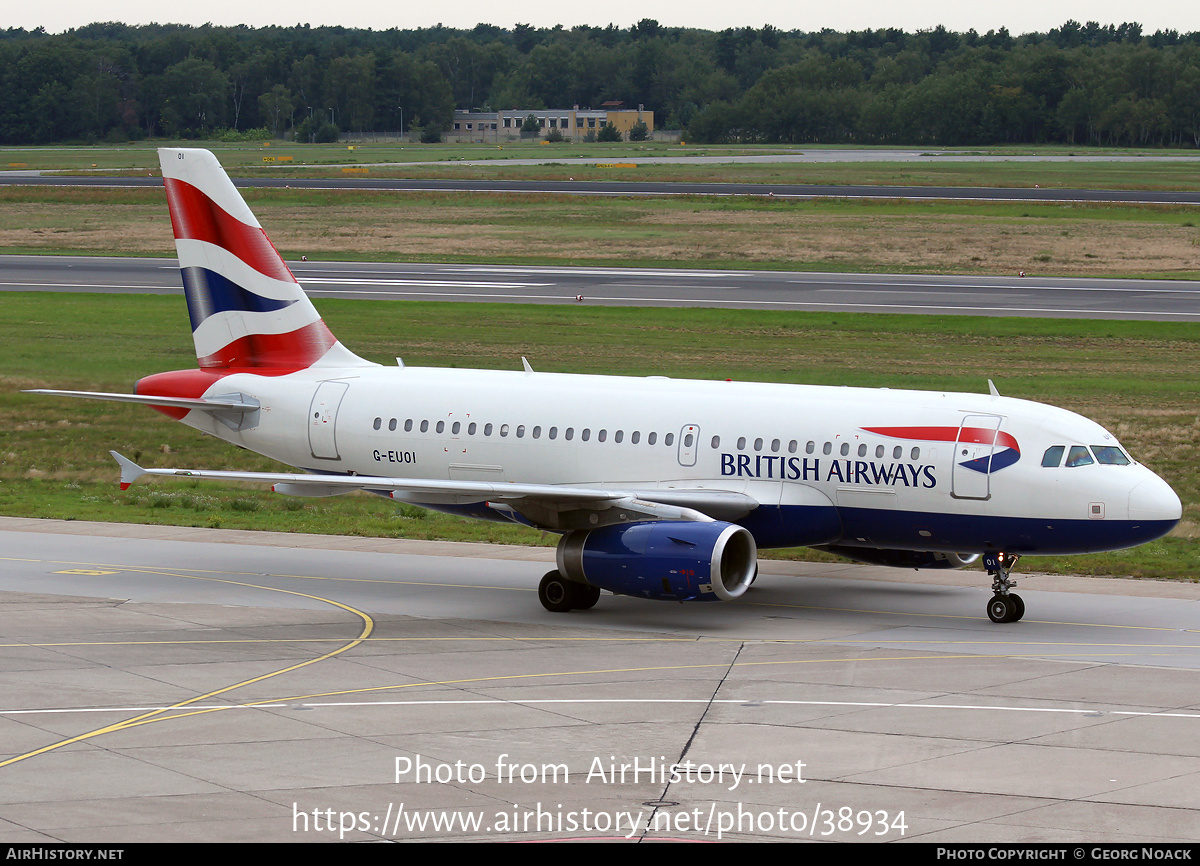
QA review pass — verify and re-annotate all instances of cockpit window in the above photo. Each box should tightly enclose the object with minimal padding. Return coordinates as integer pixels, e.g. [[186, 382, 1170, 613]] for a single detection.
[[1092, 446, 1131, 465], [1065, 445, 1094, 467], [1041, 445, 1064, 467]]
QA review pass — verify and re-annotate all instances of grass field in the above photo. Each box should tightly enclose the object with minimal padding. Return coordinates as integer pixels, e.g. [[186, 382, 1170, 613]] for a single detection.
[[2, 186, 1199, 278], [2, 293, 1197, 580]]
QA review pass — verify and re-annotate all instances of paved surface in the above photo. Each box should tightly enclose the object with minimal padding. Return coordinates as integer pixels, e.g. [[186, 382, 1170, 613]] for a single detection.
[[2, 517, 1199, 842], [3, 169, 1200, 206], [5, 255, 1200, 321]]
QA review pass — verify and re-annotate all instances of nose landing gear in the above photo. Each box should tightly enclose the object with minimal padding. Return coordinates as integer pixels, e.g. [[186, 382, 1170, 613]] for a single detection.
[[984, 551, 1024, 623]]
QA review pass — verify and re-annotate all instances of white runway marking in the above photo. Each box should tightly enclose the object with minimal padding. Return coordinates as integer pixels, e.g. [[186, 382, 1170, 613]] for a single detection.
[[6, 697, 1200, 720]]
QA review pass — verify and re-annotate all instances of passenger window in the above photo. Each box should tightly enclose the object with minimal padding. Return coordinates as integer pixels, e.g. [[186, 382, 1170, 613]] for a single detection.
[[373, 418, 381, 430], [581, 428, 590, 441], [500, 424, 509, 437], [436, 421, 445, 433], [1092, 446, 1130, 465], [858, 444, 867, 457], [468, 422, 476, 435], [771, 438, 780, 452], [598, 429, 607, 442], [648, 432, 657, 445], [549, 427, 557, 439], [1041, 445, 1065, 467], [754, 438, 763, 452], [484, 423, 493, 436], [840, 443, 850, 456], [789, 440, 798, 453], [631, 431, 640, 444], [737, 436, 746, 450], [823, 442, 832, 455], [405, 419, 414, 432], [533, 426, 541, 439], [565, 428, 574, 440], [806, 441, 815, 454], [893, 446, 902, 459], [615, 430, 623, 443], [710, 435, 720, 449], [451, 421, 460, 435], [516, 425, 525, 438], [875, 445, 884, 458], [389, 418, 397, 432], [666, 433, 675, 446], [910, 447, 920, 460], [1066, 445, 1094, 467], [420, 420, 429, 433], [683, 433, 693, 447]]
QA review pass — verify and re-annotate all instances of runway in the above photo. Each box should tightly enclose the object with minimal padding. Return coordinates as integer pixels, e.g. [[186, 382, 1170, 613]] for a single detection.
[[4, 254, 1200, 320], [4, 170, 1200, 206], [3, 517, 1200, 842]]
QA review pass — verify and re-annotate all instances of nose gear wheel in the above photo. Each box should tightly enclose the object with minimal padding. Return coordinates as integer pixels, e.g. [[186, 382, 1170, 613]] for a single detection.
[[983, 552, 1024, 623]]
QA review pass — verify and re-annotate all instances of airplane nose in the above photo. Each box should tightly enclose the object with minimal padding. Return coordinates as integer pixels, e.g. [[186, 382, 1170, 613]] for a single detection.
[[1128, 473, 1182, 524]]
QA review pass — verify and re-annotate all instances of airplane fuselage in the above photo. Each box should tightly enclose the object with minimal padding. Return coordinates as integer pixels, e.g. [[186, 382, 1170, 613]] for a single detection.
[[143, 364, 1180, 558]]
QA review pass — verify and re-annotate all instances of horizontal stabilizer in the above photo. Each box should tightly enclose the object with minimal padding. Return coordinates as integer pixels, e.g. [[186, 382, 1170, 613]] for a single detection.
[[28, 389, 261, 431], [25, 389, 259, 413]]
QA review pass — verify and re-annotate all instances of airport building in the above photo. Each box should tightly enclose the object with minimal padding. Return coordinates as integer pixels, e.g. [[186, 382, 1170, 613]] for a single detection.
[[450, 104, 654, 142]]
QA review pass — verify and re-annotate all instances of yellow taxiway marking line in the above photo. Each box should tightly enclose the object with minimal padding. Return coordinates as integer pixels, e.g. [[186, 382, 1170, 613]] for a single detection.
[[0, 567, 373, 769]]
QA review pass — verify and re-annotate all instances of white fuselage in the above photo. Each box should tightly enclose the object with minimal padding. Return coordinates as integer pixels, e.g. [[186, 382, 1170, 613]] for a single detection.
[[171, 364, 1181, 557]]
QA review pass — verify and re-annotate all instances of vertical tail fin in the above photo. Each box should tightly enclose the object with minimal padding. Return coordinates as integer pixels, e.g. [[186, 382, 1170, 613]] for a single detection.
[[159, 148, 368, 371]]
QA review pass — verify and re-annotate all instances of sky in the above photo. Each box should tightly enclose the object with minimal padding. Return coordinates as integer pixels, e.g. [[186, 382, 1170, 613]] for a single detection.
[[11, 0, 1200, 36]]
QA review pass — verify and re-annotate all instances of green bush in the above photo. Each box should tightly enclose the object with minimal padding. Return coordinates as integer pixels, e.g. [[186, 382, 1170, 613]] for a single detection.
[[216, 127, 272, 142]]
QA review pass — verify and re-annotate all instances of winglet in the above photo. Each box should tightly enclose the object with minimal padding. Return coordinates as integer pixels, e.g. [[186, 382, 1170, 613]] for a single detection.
[[110, 451, 146, 490]]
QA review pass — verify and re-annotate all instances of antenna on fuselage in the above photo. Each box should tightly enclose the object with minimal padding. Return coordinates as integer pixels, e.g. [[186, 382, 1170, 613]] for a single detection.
[[988, 379, 1000, 397]]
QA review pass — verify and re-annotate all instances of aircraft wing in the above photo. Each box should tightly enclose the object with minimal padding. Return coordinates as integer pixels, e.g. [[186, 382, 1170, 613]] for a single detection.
[[110, 452, 758, 531]]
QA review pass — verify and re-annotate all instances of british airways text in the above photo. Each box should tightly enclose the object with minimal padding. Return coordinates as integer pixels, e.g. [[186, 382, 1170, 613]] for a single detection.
[[720, 455, 937, 488]]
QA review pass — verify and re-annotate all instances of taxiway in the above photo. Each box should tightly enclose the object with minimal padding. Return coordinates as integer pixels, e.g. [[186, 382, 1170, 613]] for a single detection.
[[4, 255, 1199, 320], [3, 518, 1200, 842]]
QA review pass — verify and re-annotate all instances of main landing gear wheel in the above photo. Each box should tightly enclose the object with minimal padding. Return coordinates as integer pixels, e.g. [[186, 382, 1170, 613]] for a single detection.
[[572, 583, 601, 610], [538, 570, 600, 612], [983, 551, 1024, 623], [539, 571, 574, 612]]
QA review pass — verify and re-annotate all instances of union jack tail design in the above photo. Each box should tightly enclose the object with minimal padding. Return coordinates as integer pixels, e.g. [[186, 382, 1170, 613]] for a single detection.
[[159, 148, 368, 371]]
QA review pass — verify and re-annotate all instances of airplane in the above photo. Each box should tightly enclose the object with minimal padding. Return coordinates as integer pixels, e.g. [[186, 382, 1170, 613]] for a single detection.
[[28, 148, 1182, 624]]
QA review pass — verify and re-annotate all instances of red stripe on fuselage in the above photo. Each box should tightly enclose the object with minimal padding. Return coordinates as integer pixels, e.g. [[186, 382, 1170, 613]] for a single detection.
[[164, 178, 295, 284], [863, 426, 1020, 452], [135, 358, 310, 420], [135, 368, 233, 419]]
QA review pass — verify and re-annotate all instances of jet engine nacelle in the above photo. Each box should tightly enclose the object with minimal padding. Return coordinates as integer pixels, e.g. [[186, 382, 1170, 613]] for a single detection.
[[556, 520, 758, 602], [819, 546, 980, 570]]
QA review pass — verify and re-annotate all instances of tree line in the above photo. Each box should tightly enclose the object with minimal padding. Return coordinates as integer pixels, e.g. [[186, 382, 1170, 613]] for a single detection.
[[2, 19, 1198, 146]]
